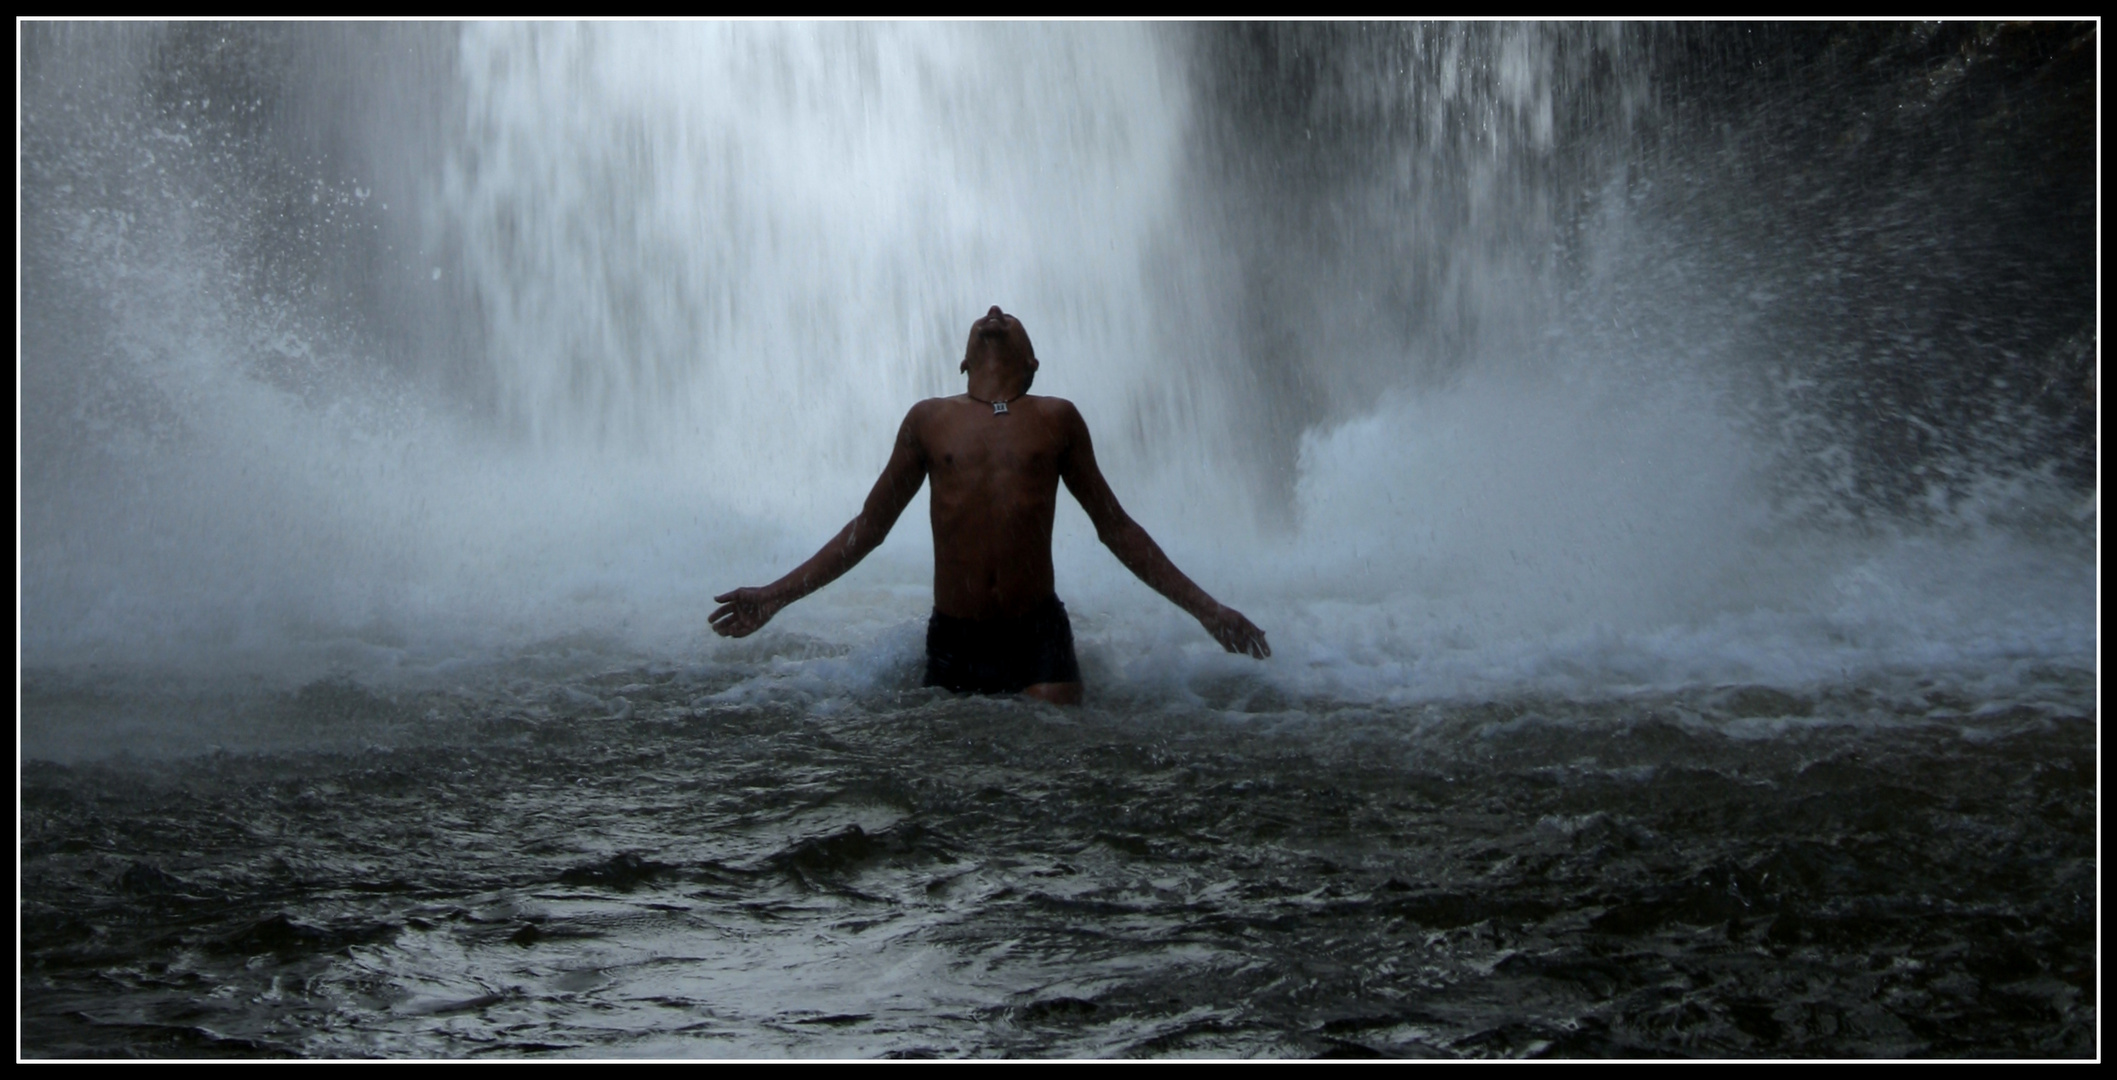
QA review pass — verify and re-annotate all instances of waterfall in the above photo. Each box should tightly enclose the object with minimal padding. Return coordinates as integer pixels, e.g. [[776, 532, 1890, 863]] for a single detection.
[[20, 22, 2093, 704]]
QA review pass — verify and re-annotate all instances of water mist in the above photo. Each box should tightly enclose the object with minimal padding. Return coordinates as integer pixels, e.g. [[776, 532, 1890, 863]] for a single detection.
[[21, 20, 2095, 723]]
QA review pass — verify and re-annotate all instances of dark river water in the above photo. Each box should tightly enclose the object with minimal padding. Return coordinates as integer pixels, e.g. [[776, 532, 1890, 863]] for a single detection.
[[21, 659, 2096, 1058]]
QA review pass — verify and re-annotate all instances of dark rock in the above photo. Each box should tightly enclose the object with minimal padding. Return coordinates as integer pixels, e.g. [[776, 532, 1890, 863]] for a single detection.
[[119, 861, 182, 895], [558, 851, 668, 891]]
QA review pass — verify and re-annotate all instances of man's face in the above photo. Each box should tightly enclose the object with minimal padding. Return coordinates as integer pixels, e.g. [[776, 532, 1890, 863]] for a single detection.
[[963, 306, 1035, 373]]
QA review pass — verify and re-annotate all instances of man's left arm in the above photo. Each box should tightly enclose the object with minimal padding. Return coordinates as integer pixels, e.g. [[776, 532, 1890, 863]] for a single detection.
[[1055, 402, 1270, 659]]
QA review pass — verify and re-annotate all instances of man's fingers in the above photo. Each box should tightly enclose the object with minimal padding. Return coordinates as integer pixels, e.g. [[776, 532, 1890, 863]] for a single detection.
[[1205, 612, 1268, 660], [1211, 613, 1265, 659], [710, 592, 763, 639], [711, 588, 784, 639]]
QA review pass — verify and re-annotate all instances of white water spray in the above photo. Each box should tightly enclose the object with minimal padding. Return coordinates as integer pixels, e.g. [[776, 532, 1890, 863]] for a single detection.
[[20, 23, 2094, 711]]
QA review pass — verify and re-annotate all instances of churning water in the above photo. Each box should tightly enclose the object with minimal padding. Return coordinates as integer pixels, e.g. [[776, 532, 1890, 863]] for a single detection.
[[19, 22, 2097, 1058]]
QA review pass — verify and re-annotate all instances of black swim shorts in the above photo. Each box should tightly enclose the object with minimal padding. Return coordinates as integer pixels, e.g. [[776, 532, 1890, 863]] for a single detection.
[[924, 595, 1082, 694]]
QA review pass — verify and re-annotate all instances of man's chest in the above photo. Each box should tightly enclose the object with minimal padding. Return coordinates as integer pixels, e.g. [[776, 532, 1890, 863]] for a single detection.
[[923, 422, 1065, 485]]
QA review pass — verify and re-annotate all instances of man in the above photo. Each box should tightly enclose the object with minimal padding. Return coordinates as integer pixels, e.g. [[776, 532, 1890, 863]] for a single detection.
[[710, 306, 1269, 705]]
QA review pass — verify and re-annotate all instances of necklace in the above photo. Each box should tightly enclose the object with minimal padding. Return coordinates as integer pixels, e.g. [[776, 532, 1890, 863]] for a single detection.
[[965, 389, 1026, 415]]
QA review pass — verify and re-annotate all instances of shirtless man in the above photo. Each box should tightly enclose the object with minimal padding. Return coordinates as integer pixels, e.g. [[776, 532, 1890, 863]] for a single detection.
[[709, 306, 1269, 705]]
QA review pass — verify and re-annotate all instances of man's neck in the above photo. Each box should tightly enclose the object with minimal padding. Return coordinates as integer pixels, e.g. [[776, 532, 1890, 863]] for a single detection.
[[966, 369, 1029, 403]]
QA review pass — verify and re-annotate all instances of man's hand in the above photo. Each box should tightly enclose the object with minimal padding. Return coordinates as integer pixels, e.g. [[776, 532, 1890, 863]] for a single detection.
[[710, 587, 788, 638], [1201, 604, 1270, 659]]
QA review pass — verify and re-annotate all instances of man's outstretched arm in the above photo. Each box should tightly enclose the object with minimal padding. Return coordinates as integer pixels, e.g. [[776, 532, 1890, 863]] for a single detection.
[[710, 407, 929, 638], [1056, 402, 1270, 659]]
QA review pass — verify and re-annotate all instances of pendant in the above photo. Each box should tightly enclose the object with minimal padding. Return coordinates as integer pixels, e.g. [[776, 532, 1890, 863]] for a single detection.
[[992, 400, 1009, 415]]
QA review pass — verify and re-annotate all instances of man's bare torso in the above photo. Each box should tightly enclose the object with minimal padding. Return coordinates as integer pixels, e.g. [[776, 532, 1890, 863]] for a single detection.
[[912, 393, 1072, 621]]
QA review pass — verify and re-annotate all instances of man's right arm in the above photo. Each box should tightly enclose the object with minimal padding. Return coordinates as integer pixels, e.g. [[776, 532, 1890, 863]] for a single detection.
[[709, 404, 930, 638]]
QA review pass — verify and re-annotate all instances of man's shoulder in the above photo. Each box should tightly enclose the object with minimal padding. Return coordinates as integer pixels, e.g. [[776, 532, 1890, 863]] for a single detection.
[[902, 395, 981, 442], [1024, 395, 1083, 421], [904, 395, 959, 422]]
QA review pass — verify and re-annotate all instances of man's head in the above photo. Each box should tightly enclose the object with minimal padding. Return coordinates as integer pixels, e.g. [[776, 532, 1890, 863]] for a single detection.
[[962, 305, 1038, 391]]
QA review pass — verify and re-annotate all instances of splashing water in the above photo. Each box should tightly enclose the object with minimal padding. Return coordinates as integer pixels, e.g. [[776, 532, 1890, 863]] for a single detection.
[[21, 22, 2092, 706]]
